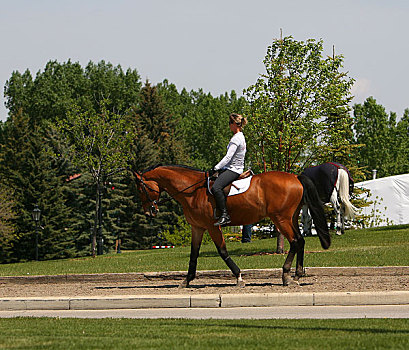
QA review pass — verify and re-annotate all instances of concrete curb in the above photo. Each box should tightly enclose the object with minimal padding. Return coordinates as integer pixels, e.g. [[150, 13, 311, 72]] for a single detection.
[[0, 291, 408, 311]]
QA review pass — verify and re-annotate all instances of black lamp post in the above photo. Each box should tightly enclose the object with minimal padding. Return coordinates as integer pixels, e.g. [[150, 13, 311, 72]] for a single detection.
[[116, 217, 121, 254], [32, 205, 41, 261], [97, 191, 103, 255]]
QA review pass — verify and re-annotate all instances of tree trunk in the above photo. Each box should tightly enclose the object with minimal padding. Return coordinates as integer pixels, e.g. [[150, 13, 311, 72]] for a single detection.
[[91, 182, 102, 258], [261, 139, 267, 173]]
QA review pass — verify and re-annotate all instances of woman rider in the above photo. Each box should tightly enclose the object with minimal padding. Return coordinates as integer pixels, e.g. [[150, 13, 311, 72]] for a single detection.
[[211, 113, 247, 226]]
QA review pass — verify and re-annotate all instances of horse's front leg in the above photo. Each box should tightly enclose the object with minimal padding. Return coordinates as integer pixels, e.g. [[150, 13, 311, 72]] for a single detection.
[[179, 226, 205, 288], [208, 226, 245, 287]]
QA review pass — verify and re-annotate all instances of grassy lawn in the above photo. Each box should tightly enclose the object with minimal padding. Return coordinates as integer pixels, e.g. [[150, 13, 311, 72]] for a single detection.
[[0, 318, 408, 350], [0, 225, 408, 277]]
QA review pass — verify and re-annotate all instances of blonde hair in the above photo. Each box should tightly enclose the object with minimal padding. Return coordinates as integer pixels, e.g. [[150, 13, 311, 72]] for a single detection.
[[229, 113, 247, 128]]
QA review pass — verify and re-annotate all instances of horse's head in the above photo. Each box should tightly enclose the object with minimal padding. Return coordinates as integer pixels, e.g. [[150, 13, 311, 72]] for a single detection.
[[134, 171, 161, 218]]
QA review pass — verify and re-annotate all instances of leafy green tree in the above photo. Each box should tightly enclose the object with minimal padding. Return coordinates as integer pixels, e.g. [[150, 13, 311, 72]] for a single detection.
[[244, 36, 354, 174], [4, 60, 142, 124], [394, 109, 409, 174], [3, 60, 144, 257], [158, 80, 248, 170], [56, 100, 135, 257], [244, 36, 354, 252], [353, 97, 403, 179]]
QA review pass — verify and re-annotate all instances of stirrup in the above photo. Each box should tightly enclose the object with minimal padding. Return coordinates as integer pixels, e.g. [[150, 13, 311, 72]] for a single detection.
[[214, 214, 231, 227]]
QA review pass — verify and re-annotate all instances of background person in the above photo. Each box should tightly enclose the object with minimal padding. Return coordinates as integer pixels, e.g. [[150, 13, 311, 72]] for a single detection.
[[241, 224, 253, 243]]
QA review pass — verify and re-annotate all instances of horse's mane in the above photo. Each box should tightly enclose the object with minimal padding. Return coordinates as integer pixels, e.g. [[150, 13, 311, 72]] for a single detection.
[[142, 164, 204, 174]]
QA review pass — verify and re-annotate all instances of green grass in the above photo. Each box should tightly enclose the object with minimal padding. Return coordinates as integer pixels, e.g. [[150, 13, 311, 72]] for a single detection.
[[1, 226, 409, 277], [0, 318, 408, 349]]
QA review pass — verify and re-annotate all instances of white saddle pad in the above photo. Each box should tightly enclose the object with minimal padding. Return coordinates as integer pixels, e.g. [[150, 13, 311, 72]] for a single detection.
[[228, 176, 252, 196]]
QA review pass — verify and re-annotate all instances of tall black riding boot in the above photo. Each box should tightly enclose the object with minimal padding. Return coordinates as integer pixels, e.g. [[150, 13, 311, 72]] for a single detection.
[[213, 190, 231, 227]]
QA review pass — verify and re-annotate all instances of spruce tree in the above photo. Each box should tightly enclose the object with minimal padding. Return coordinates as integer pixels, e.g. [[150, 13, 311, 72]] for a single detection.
[[0, 110, 76, 261], [128, 81, 187, 248]]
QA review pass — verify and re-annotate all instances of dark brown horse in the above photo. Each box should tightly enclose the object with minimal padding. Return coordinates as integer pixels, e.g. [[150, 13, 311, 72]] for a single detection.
[[134, 165, 330, 287]]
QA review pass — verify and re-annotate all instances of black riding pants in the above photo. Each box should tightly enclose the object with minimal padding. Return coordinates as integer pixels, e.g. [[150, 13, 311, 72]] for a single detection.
[[211, 169, 239, 211]]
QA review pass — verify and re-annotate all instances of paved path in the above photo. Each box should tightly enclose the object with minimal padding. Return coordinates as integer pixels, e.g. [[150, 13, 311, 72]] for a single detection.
[[1, 305, 409, 319]]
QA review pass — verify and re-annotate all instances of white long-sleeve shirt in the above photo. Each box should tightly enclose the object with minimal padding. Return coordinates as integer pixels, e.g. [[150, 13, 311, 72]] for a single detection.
[[214, 132, 246, 174]]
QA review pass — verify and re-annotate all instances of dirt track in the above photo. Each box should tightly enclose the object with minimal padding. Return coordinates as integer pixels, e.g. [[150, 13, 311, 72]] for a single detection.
[[1, 267, 408, 298]]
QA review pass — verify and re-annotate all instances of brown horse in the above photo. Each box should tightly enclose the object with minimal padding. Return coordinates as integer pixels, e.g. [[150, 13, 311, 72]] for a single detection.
[[134, 165, 330, 287]]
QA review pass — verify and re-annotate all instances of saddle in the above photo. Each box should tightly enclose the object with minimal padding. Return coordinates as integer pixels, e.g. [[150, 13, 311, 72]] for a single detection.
[[207, 169, 253, 197], [208, 169, 253, 220]]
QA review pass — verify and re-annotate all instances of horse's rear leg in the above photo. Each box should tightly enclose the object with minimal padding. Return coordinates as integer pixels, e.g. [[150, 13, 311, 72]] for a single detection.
[[274, 219, 305, 286], [293, 237, 305, 282], [330, 189, 343, 236], [208, 226, 245, 287], [301, 204, 312, 236], [179, 226, 205, 288], [339, 204, 346, 235]]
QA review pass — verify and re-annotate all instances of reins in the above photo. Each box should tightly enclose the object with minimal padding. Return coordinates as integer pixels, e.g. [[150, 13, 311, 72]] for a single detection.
[[134, 170, 208, 207]]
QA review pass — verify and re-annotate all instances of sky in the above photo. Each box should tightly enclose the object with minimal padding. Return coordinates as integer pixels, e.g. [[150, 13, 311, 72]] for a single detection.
[[1, 0, 408, 121]]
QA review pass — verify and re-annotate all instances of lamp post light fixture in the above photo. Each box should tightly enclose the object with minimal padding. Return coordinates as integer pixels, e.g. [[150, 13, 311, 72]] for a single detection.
[[32, 205, 41, 261]]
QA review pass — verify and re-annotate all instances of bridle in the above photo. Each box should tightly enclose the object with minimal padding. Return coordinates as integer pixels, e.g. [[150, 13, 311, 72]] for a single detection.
[[134, 171, 161, 216], [134, 170, 209, 216]]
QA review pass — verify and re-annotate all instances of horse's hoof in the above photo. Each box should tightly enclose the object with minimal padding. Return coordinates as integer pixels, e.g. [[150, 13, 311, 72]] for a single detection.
[[293, 270, 306, 281], [283, 277, 300, 286], [282, 273, 291, 286], [289, 278, 300, 286], [178, 280, 189, 289], [336, 231, 342, 236], [236, 278, 246, 288]]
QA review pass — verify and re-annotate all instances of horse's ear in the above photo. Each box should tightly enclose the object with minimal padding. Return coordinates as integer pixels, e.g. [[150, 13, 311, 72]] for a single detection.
[[132, 170, 142, 182]]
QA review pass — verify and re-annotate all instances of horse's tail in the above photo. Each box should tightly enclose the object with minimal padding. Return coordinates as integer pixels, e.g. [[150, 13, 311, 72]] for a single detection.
[[338, 169, 358, 220], [297, 174, 331, 250]]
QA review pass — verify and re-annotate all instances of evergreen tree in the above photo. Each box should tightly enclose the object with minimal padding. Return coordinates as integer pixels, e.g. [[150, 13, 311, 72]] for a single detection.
[[128, 81, 188, 248], [134, 80, 186, 164], [122, 127, 158, 249], [3, 60, 143, 258], [0, 110, 76, 261], [0, 182, 17, 262]]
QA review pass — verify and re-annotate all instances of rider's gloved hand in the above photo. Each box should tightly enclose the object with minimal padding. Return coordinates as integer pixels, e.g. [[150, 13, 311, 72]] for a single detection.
[[208, 168, 217, 177]]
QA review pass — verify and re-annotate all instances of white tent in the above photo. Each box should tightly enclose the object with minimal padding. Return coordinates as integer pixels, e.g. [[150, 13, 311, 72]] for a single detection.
[[355, 173, 409, 226]]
